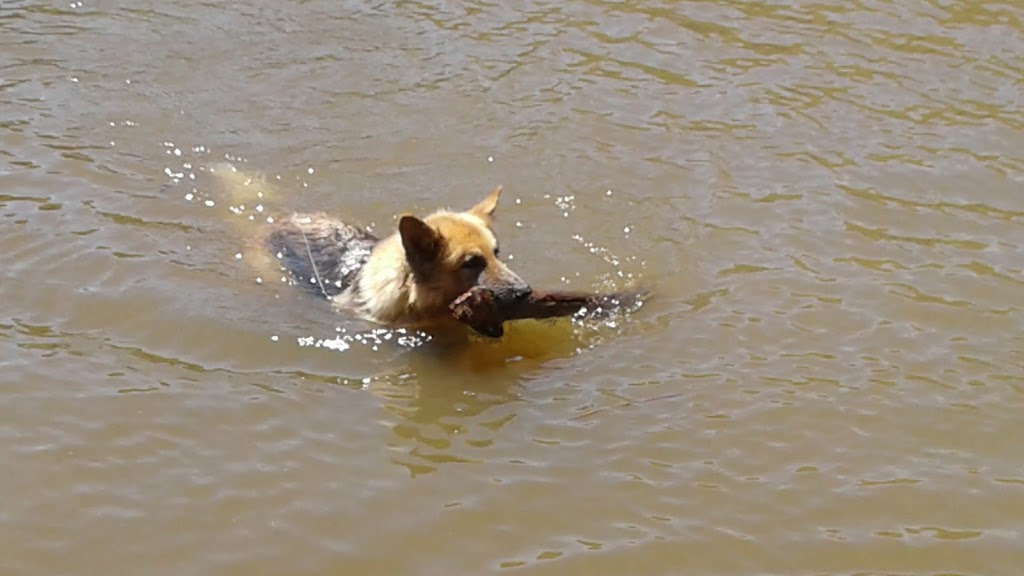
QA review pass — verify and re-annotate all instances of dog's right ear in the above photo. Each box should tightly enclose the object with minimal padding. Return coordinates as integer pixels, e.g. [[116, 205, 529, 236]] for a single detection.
[[469, 185, 502, 223], [399, 215, 443, 269]]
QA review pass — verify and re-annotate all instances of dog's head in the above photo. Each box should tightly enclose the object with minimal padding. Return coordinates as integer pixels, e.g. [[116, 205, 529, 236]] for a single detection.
[[399, 186, 531, 337]]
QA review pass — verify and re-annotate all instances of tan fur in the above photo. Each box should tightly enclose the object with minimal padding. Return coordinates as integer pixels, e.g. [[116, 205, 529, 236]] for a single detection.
[[341, 187, 516, 326]]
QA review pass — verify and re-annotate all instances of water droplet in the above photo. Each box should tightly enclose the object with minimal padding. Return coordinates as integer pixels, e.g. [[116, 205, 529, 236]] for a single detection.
[[204, 199, 215, 207], [271, 335, 279, 342]]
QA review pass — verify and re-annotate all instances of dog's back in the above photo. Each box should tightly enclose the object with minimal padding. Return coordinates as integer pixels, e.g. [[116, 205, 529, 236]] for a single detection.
[[265, 213, 378, 298]]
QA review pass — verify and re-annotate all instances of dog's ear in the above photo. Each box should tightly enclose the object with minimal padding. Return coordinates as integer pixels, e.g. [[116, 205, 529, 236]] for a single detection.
[[399, 215, 443, 269], [469, 185, 502, 222]]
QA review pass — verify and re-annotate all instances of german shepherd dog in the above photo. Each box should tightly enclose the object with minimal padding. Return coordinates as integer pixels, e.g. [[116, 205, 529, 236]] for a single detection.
[[261, 184, 532, 338]]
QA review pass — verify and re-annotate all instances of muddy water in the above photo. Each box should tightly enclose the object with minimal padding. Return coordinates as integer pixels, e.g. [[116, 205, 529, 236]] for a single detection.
[[2, 0, 1023, 574]]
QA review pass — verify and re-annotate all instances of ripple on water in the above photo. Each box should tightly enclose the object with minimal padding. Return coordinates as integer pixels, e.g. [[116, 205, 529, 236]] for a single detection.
[[2, 0, 1024, 573]]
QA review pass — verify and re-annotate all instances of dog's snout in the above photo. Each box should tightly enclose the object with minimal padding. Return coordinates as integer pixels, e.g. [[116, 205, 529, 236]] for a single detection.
[[487, 263, 532, 303], [514, 284, 533, 301]]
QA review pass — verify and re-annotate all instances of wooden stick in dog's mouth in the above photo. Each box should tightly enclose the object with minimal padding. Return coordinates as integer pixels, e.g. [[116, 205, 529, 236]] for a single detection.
[[449, 286, 648, 338]]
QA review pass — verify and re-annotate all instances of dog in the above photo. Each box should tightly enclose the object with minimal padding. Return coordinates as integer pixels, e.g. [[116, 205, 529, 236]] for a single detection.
[[262, 185, 533, 338]]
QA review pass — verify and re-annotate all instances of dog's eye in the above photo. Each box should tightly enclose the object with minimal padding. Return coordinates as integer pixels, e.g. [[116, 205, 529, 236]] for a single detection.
[[493, 247, 500, 257], [462, 254, 486, 270]]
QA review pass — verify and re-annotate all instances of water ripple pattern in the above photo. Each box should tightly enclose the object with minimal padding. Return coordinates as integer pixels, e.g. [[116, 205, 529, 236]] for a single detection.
[[1, 0, 1022, 574]]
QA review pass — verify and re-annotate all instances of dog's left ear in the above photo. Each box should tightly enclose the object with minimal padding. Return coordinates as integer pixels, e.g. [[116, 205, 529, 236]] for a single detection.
[[470, 185, 502, 222]]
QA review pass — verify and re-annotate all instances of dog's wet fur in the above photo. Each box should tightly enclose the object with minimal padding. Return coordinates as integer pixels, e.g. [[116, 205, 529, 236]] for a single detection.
[[262, 185, 532, 338]]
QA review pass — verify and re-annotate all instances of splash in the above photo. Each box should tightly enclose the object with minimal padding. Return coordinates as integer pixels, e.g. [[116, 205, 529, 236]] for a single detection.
[[295, 327, 433, 354]]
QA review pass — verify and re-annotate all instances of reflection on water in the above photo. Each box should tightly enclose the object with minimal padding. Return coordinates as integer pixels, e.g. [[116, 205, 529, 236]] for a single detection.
[[2, 0, 1023, 573]]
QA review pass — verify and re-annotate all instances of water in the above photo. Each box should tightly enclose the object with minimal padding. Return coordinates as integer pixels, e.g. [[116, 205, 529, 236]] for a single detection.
[[1, 0, 1022, 574]]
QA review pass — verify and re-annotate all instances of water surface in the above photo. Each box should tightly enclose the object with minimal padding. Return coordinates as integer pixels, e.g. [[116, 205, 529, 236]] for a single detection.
[[1, 0, 1023, 574]]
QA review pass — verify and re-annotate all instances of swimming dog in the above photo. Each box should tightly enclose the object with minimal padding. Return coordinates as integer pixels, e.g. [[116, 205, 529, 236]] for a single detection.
[[263, 185, 532, 337]]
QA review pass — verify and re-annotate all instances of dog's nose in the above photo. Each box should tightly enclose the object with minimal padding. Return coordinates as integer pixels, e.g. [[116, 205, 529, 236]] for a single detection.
[[514, 285, 533, 301]]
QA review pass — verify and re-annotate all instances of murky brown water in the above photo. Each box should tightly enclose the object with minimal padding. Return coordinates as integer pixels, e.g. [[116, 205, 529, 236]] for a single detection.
[[3, 0, 1023, 573]]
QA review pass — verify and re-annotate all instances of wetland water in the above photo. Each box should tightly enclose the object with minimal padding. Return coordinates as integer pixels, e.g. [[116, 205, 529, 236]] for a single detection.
[[1, 0, 1023, 574]]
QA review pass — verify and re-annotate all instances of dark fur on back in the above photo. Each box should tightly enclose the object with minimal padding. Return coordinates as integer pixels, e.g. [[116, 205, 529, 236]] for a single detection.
[[265, 213, 378, 298]]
